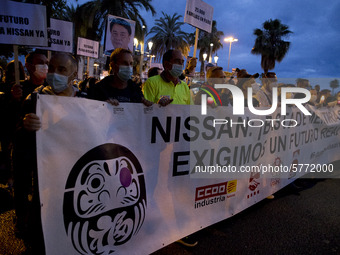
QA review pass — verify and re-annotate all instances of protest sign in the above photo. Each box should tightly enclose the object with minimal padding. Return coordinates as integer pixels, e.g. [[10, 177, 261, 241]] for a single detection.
[[184, 0, 214, 33], [77, 37, 99, 58], [37, 18, 73, 53], [0, 0, 47, 46], [104, 15, 136, 56]]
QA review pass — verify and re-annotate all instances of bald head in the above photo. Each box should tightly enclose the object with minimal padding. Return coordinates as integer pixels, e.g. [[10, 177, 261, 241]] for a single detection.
[[49, 52, 77, 77]]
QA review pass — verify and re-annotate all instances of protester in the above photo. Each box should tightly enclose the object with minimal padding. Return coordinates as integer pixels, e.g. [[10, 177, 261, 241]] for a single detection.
[[142, 49, 192, 106], [236, 69, 260, 107], [78, 76, 98, 97], [143, 49, 197, 247], [148, 67, 162, 78], [317, 89, 332, 107], [0, 60, 26, 186], [308, 88, 318, 105], [255, 72, 278, 107], [88, 48, 152, 106], [193, 66, 231, 106], [12, 52, 79, 254]]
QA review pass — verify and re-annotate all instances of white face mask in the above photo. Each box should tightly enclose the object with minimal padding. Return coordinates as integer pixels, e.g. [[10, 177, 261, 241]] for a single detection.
[[117, 65, 133, 81], [47, 73, 69, 93], [169, 64, 183, 77], [34, 64, 48, 80]]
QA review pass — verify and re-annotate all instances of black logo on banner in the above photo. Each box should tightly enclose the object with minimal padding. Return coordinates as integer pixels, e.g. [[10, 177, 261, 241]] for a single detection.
[[63, 143, 146, 254]]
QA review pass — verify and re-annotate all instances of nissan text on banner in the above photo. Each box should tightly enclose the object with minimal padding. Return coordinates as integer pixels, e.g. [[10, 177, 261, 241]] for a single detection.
[[0, 0, 47, 46], [77, 37, 99, 59], [37, 18, 73, 53], [184, 0, 214, 33]]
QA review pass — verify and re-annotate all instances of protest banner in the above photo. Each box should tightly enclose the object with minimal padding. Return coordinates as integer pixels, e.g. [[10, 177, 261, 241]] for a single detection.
[[36, 95, 340, 254], [37, 18, 73, 53], [0, 0, 47, 46], [104, 15, 136, 56], [77, 37, 99, 59]]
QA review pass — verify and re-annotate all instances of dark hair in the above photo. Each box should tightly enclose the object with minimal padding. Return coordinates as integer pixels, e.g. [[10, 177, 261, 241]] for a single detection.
[[110, 18, 132, 35], [110, 48, 132, 64], [148, 67, 161, 78], [5, 60, 25, 82], [162, 50, 174, 67], [25, 50, 47, 64]]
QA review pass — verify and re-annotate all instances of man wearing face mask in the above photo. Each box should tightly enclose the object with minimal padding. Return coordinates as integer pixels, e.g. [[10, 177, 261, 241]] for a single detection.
[[12, 52, 79, 253], [88, 48, 151, 106], [256, 72, 278, 107], [142, 49, 192, 106], [11, 51, 49, 102]]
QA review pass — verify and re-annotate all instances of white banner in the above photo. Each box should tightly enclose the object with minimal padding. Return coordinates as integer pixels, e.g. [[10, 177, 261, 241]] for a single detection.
[[184, 0, 214, 33], [0, 0, 47, 46], [37, 18, 73, 53], [77, 37, 99, 58], [36, 95, 340, 255]]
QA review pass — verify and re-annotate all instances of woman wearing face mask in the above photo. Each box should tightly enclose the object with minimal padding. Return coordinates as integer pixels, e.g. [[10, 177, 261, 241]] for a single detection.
[[87, 48, 152, 107]]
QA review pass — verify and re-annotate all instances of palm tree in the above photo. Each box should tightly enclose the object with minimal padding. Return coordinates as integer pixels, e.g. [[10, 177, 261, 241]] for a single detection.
[[147, 12, 191, 61], [82, 0, 156, 41], [251, 19, 292, 74], [330, 79, 339, 95], [190, 20, 224, 72]]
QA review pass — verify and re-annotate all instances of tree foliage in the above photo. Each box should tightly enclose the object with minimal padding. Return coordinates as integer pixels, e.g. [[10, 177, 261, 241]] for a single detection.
[[251, 19, 292, 74], [330, 79, 339, 95], [148, 12, 190, 62]]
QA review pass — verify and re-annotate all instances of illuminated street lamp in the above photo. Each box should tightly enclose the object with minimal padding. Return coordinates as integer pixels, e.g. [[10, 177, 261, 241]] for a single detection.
[[203, 53, 208, 62], [134, 38, 139, 53], [148, 41, 153, 52], [224, 37, 238, 71], [209, 43, 213, 63], [214, 54, 219, 64]]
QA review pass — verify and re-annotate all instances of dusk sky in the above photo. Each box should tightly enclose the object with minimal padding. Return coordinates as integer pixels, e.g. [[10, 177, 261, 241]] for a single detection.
[[70, 0, 340, 89]]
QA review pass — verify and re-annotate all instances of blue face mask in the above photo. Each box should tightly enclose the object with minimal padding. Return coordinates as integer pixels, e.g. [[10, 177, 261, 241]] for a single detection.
[[47, 73, 69, 93], [169, 64, 183, 78], [117, 65, 133, 81]]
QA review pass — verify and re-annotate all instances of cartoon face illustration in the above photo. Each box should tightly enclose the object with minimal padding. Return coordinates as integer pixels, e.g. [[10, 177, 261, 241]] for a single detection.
[[63, 144, 146, 254]]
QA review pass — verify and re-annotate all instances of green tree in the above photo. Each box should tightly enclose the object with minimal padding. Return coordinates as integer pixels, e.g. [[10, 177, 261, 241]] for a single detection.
[[12, 0, 67, 19], [251, 19, 292, 74], [189, 20, 224, 72], [330, 79, 339, 95], [148, 12, 190, 61]]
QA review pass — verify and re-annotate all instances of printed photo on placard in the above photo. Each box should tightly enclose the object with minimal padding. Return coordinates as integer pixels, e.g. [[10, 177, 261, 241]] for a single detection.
[[104, 15, 136, 56]]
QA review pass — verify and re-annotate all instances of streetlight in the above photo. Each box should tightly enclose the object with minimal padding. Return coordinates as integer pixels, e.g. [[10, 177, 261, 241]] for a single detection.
[[148, 41, 153, 52], [214, 55, 219, 64], [134, 38, 139, 53], [209, 43, 213, 63], [203, 53, 208, 62], [224, 37, 238, 72]]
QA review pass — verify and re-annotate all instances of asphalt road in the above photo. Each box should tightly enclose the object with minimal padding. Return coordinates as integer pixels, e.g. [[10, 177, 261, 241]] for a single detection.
[[0, 167, 339, 255]]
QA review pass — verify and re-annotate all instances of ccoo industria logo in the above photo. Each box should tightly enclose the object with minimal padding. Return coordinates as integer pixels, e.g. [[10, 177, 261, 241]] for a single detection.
[[63, 143, 146, 254]]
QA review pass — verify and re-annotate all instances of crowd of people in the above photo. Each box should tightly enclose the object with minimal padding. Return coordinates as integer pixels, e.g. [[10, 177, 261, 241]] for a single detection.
[[0, 48, 339, 253]]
